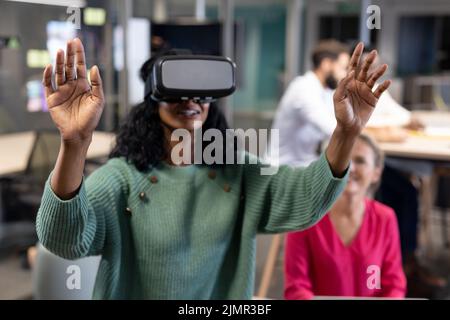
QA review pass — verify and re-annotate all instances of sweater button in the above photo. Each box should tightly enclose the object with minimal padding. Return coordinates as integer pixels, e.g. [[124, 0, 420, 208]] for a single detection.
[[208, 170, 216, 179], [125, 207, 132, 216], [223, 183, 231, 192], [139, 192, 147, 201], [150, 176, 158, 184]]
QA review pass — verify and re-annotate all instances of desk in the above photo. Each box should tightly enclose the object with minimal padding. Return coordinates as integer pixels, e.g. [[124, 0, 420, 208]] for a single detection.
[[378, 111, 450, 162], [0, 132, 35, 177], [0, 130, 116, 248], [379, 136, 450, 162], [0, 131, 115, 176], [377, 111, 450, 254]]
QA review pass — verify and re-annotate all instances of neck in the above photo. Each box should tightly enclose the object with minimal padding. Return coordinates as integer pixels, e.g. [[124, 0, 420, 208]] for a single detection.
[[313, 69, 327, 88], [330, 192, 365, 220]]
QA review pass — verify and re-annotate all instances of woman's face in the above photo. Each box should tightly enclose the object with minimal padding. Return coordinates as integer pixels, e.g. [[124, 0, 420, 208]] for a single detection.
[[158, 100, 210, 131], [344, 139, 382, 197]]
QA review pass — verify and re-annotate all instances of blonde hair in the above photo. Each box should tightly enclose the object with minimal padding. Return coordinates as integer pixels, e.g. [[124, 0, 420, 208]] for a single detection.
[[356, 134, 385, 193], [357, 133, 384, 168]]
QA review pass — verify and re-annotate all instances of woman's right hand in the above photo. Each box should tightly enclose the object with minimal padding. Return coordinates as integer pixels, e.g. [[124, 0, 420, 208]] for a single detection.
[[42, 38, 105, 146]]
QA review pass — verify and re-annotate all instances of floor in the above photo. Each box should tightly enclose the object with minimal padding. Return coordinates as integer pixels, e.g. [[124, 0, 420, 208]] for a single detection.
[[0, 253, 32, 300]]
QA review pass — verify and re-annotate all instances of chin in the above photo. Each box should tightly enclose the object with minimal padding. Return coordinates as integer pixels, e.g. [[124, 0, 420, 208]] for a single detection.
[[343, 189, 357, 197], [162, 117, 204, 131], [181, 119, 204, 131]]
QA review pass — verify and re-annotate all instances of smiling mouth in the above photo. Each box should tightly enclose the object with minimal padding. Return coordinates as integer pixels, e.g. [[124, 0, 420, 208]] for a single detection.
[[177, 109, 201, 117]]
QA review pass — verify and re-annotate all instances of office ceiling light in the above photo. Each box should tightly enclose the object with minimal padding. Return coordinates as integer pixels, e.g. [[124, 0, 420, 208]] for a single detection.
[[84, 7, 106, 26], [27, 49, 50, 68], [5, 0, 86, 7]]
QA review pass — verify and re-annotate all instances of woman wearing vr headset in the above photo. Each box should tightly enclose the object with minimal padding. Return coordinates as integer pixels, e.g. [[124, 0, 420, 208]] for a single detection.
[[37, 38, 391, 299]]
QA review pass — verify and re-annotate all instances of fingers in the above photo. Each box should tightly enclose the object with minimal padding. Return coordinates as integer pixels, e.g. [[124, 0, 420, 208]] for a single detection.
[[334, 70, 354, 101], [74, 38, 87, 79], [367, 64, 388, 89], [373, 79, 391, 99], [55, 49, 65, 86], [49, 38, 89, 92], [90, 65, 104, 102], [42, 64, 54, 97], [65, 40, 76, 81], [357, 50, 377, 82], [348, 42, 364, 73]]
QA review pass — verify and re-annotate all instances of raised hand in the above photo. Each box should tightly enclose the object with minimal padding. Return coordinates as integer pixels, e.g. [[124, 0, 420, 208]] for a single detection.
[[42, 38, 105, 145], [333, 42, 391, 135]]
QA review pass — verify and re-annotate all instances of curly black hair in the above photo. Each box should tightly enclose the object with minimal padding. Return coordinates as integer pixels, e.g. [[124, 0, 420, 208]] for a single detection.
[[109, 50, 232, 172]]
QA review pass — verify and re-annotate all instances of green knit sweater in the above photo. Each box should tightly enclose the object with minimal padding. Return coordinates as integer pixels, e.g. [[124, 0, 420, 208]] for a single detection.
[[36, 152, 347, 299]]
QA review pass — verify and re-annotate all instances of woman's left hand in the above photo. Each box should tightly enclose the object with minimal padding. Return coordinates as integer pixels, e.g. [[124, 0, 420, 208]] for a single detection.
[[333, 42, 391, 136]]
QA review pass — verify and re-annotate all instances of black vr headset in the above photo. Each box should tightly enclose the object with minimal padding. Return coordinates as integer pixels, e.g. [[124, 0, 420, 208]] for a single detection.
[[144, 55, 236, 103]]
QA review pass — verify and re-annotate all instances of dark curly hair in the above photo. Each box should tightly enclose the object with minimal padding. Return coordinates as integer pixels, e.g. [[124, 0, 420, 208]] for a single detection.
[[109, 50, 233, 172]]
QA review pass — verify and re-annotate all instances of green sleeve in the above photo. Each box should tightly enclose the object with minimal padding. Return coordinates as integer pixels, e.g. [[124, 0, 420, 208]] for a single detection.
[[243, 152, 348, 234], [36, 158, 129, 260]]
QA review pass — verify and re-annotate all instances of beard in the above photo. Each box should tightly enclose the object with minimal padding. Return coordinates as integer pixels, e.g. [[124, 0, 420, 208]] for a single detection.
[[325, 74, 338, 90]]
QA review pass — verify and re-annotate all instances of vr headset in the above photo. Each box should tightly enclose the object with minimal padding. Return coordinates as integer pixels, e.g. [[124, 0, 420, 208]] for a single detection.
[[144, 55, 236, 103]]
